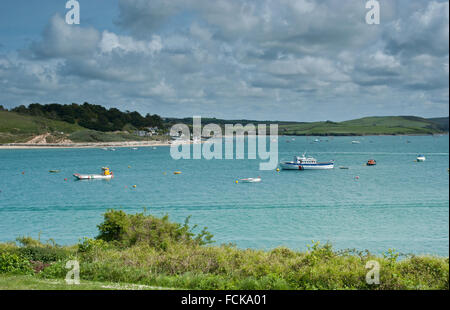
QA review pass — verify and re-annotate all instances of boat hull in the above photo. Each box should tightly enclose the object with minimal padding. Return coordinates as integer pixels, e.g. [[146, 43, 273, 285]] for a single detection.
[[280, 162, 334, 170], [73, 173, 113, 180], [240, 178, 261, 183]]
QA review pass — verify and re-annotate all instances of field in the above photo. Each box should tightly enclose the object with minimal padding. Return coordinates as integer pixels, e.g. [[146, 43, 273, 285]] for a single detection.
[[277, 116, 447, 135], [0, 111, 83, 143], [0, 210, 448, 290], [167, 116, 449, 136], [0, 111, 161, 144]]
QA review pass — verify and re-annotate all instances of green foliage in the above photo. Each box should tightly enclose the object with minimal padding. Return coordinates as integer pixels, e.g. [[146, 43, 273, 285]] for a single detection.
[[0, 252, 34, 275], [38, 261, 68, 279], [68, 130, 149, 143], [97, 210, 214, 249], [383, 248, 400, 266], [16, 236, 45, 248], [78, 238, 109, 253], [11, 103, 164, 132], [18, 246, 70, 263], [0, 212, 448, 290]]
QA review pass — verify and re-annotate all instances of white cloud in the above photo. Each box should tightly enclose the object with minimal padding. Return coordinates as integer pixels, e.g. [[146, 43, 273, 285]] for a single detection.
[[0, 0, 448, 121]]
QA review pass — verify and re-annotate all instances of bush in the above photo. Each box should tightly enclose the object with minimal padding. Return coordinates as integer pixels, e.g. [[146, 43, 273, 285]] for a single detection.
[[78, 237, 109, 253], [0, 252, 33, 275], [97, 210, 214, 249], [18, 246, 70, 263], [39, 261, 69, 279]]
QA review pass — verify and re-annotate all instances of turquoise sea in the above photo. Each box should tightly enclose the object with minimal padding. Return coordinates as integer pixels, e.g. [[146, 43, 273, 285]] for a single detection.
[[0, 135, 448, 256]]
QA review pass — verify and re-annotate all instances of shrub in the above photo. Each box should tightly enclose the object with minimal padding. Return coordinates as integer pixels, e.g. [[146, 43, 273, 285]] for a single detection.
[[97, 210, 214, 249], [16, 236, 45, 248], [39, 261, 68, 279], [0, 252, 33, 275], [18, 246, 70, 263], [78, 237, 109, 253]]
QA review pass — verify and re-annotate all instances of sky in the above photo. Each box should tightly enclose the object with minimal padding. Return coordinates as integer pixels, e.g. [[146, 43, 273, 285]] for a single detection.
[[0, 0, 448, 121]]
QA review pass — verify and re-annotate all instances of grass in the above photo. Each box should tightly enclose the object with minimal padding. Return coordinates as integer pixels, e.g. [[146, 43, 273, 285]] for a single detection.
[[0, 111, 166, 144], [168, 115, 448, 136], [0, 274, 170, 290], [277, 116, 445, 136], [0, 111, 83, 143], [68, 130, 154, 143], [0, 210, 448, 290]]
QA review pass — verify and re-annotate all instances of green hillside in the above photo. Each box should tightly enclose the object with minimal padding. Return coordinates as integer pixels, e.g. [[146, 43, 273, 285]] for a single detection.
[[0, 111, 84, 143], [277, 116, 448, 136], [0, 111, 154, 144], [168, 115, 448, 136], [1, 110, 448, 144]]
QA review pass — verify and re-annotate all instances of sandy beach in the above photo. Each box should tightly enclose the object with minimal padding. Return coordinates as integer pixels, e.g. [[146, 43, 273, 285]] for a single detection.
[[0, 140, 172, 149]]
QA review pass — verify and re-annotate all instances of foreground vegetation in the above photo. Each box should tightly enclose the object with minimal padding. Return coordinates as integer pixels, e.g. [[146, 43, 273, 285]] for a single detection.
[[0, 210, 448, 290]]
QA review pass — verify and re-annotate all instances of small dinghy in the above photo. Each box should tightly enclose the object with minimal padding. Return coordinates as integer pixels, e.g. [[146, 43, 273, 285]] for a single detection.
[[73, 167, 113, 180], [239, 177, 261, 183], [366, 159, 377, 166], [416, 155, 426, 162]]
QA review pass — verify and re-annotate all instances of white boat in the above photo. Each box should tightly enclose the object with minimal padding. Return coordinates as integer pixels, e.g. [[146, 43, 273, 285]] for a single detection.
[[73, 167, 113, 180], [239, 177, 261, 183], [416, 155, 426, 162], [351, 140, 360, 144], [314, 139, 320, 142], [280, 154, 334, 170]]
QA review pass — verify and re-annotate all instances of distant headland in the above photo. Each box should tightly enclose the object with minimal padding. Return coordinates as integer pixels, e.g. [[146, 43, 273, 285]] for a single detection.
[[0, 103, 448, 146]]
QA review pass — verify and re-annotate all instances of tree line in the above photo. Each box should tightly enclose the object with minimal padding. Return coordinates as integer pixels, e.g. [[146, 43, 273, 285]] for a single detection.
[[8, 103, 164, 132]]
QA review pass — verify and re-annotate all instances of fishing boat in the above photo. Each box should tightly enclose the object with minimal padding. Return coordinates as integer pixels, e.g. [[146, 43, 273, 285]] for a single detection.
[[366, 159, 376, 166], [280, 154, 334, 170], [416, 155, 426, 162], [239, 177, 261, 183], [73, 167, 113, 180]]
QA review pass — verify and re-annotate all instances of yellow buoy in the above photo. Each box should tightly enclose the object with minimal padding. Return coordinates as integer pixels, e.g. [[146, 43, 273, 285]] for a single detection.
[[133, 185, 136, 188], [276, 168, 280, 172], [235, 180, 238, 184]]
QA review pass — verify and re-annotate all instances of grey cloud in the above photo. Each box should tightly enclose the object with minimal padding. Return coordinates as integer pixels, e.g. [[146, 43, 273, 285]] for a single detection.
[[29, 15, 101, 59], [0, 0, 448, 121]]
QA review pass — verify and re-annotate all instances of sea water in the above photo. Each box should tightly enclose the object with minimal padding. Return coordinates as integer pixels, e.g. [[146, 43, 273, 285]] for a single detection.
[[0, 135, 448, 256]]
